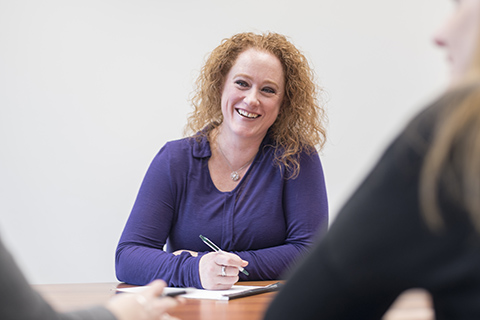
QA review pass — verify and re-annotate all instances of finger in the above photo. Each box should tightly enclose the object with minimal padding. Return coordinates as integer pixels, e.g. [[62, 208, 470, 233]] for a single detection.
[[220, 265, 241, 277], [173, 250, 199, 257], [144, 280, 167, 298], [160, 313, 181, 320], [215, 255, 249, 273], [214, 252, 244, 267], [213, 277, 239, 290], [153, 296, 180, 314]]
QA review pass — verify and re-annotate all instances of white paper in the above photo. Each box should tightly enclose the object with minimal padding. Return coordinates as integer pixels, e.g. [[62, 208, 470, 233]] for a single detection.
[[117, 285, 262, 301]]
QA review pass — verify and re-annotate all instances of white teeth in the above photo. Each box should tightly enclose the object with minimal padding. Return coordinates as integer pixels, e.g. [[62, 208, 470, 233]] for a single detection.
[[237, 109, 259, 119]]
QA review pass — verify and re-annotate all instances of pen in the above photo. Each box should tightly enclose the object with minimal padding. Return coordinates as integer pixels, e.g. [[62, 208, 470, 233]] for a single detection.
[[222, 282, 283, 300], [163, 290, 187, 297], [199, 234, 249, 276]]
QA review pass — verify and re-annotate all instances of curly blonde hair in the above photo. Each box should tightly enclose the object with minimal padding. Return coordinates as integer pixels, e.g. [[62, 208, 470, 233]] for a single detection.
[[185, 32, 327, 178]]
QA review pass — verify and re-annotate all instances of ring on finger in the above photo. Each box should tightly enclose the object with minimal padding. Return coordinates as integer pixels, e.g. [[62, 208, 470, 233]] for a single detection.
[[221, 265, 226, 277]]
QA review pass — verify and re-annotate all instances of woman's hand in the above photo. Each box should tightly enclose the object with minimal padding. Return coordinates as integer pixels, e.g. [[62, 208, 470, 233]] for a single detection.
[[106, 280, 184, 320], [199, 252, 249, 290], [172, 249, 198, 257]]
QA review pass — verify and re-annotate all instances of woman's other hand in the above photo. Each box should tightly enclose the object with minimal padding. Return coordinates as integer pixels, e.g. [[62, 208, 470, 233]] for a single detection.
[[199, 251, 249, 290], [172, 249, 198, 257], [106, 280, 183, 320]]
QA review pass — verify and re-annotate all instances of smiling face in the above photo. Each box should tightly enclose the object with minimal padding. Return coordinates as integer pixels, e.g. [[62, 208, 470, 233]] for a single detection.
[[219, 48, 285, 141], [434, 0, 480, 84]]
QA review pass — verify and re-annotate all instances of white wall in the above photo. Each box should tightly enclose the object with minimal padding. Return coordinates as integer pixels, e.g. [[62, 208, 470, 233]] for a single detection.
[[0, 0, 451, 284]]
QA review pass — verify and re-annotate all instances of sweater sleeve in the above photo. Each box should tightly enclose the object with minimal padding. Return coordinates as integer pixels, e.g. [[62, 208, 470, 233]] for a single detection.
[[0, 237, 116, 320], [233, 151, 329, 280], [115, 143, 203, 288]]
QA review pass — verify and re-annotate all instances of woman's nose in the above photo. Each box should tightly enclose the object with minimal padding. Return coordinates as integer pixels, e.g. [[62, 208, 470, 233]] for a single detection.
[[244, 90, 260, 107]]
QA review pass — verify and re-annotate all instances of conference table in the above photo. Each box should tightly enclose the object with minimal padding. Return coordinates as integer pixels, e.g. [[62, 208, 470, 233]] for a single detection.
[[33, 281, 434, 320]]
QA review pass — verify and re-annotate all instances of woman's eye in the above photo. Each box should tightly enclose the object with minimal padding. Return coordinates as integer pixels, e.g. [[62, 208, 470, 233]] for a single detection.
[[235, 80, 248, 87], [262, 87, 276, 94]]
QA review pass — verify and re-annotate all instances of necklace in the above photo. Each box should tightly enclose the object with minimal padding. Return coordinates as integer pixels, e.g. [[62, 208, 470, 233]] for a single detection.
[[217, 143, 255, 181]]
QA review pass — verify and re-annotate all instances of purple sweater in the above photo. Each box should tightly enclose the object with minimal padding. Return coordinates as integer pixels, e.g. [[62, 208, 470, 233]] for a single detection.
[[115, 134, 328, 288]]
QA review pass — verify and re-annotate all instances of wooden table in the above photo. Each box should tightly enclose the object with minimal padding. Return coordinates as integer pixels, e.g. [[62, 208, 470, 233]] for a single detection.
[[33, 281, 434, 320]]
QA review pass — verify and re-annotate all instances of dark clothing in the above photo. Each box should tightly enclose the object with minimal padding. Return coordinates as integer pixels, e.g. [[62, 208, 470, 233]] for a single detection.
[[265, 93, 480, 319], [0, 237, 116, 320]]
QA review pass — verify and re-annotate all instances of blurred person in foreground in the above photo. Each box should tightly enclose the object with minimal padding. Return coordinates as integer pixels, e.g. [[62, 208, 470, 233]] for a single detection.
[[265, 1, 480, 319], [0, 234, 182, 320]]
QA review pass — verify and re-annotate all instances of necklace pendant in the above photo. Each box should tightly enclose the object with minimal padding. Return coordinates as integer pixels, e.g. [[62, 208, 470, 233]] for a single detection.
[[231, 171, 240, 181]]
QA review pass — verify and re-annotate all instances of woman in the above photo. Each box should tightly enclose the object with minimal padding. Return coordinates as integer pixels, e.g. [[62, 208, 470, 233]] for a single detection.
[[264, 0, 480, 319], [115, 32, 329, 290], [0, 235, 181, 320]]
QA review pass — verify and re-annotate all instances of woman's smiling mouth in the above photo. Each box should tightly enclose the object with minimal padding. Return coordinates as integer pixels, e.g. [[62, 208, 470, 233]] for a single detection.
[[236, 108, 260, 119]]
